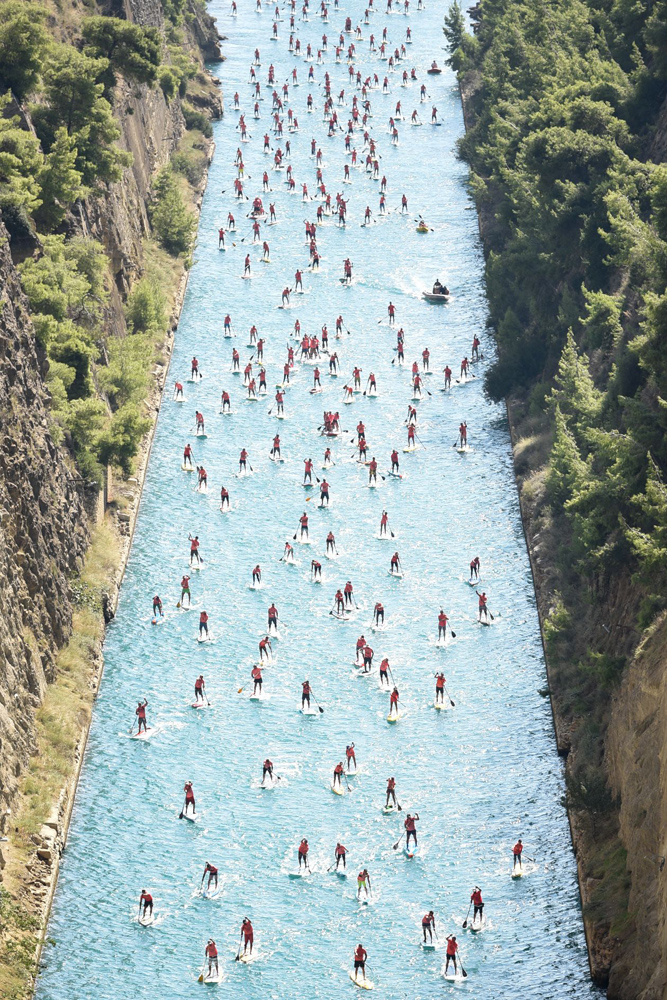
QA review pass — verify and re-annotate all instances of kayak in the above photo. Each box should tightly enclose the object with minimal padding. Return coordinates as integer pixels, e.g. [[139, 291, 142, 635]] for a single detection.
[[422, 291, 450, 303]]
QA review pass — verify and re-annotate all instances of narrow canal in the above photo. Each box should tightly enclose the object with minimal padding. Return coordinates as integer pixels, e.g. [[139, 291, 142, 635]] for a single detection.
[[36, 0, 600, 996]]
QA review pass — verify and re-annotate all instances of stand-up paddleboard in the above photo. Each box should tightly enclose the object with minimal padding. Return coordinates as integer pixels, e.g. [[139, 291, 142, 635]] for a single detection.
[[129, 726, 158, 741], [191, 701, 210, 710], [181, 463, 195, 472], [335, 869, 348, 878], [434, 699, 450, 711], [349, 972, 374, 990], [443, 966, 466, 982], [422, 941, 439, 951], [202, 968, 224, 984], [260, 776, 277, 790], [138, 911, 155, 926], [404, 844, 417, 858], [511, 867, 525, 879], [300, 705, 320, 717], [182, 810, 198, 823], [331, 782, 345, 795], [470, 919, 485, 933], [456, 445, 472, 454], [238, 951, 258, 964], [467, 577, 481, 587], [288, 870, 310, 879], [202, 883, 220, 899], [382, 803, 396, 814], [402, 444, 419, 452]]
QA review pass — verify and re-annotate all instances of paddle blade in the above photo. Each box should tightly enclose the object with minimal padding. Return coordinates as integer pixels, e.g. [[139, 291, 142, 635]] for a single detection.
[[198, 974, 204, 982], [393, 840, 400, 850], [319, 706, 324, 713], [450, 630, 456, 639], [462, 969, 468, 978], [462, 920, 468, 929]]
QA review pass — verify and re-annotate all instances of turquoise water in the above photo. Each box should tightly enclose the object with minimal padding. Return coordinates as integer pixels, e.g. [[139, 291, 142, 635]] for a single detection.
[[36, 1, 601, 997]]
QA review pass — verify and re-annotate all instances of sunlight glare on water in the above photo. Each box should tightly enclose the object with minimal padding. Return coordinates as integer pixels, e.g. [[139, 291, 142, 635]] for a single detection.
[[35, 0, 601, 997]]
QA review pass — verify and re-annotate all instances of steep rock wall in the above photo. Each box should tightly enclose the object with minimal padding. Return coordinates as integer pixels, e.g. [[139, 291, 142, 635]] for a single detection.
[[0, 221, 89, 841], [606, 616, 667, 1000]]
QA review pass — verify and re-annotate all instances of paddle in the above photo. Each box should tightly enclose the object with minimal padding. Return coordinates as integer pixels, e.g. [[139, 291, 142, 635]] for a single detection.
[[178, 796, 188, 820], [197, 961, 206, 983], [462, 901, 472, 929], [444, 684, 456, 708], [311, 689, 325, 713], [393, 830, 406, 850], [234, 931, 244, 961]]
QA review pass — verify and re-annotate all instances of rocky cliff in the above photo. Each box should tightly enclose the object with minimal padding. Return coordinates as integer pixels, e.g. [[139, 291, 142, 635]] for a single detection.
[[0, 0, 222, 874], [0, 221, 88, 845]]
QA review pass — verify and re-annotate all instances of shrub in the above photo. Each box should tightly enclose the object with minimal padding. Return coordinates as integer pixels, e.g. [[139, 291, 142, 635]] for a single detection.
[[183, 104, 213, 138], [0, 1, 48, 101], [150, 168, 196, 257], [171, 147, 206, 187], [125, 276, 167, 336], [82, 16, 161, 94], [96, 403, 151, 474], [158, 66, 179, 102]]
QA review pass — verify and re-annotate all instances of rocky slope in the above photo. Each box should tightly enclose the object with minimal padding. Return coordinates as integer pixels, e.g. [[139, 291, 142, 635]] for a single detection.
[[0, 222, 88, 850], [0, 0, 222, 885]]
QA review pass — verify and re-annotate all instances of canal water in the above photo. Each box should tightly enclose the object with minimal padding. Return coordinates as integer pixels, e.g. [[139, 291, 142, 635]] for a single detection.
[[35, 0, 600, 997]]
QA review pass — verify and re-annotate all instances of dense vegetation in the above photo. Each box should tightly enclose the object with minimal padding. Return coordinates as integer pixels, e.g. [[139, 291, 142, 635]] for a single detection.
[[446, 0, 667, 958], [0, 0, 208, 479]]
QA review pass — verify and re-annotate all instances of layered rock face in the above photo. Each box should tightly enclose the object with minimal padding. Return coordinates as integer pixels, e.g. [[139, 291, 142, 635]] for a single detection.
[[0, 222, 89, 834]]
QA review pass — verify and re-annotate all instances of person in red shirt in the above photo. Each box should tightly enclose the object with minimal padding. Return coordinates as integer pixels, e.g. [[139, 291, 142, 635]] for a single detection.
[[298, 838, 309, 869], [470, 556, 480, 581], [379, 658, 389, 687], [435, 672, 445, 705], [183, 443, 193, 469], [205, 939, 219, 978], [443, 364, 452, 389], [472, 335, 481, 361], [199, 611, 209, 638], [476, 590, 489, 622], [438, 610, 448, 641], [380, 510, 389, 537], [374, 601, 384, 626], [368, 457, 378, 484], [202, 862, 218, 891], [152, 595, 163, 620], [385, 776, 397, 808], [346, 743, 356, 771], [241, 917, 253, 955], [445, 935, 458, 975], [139, 889, 153, 919], [180, 575, 191, 606], [239, 448, 249, 473], [194, 675, 206, 704], [301, 679, 311, 710], [320, 479, 330, 506], [189, 534, 200, 565], [174, 381, 184, 400], [355, 635, 366, 663], [268, 604, 278, 633], [135, 698, 148, 733], [388, 301, 396, 324], [513, 839, 523, 870], [390, 449, 399, 474], [262, 758, 273, 783], [333, 761, 344, 790], [183, 781, 195, 817], [390, 551, 401, 575], [251, 665, 262, 696], [252, 565, 261, 586], [471, 886, 484, 925], [311, 558, 322, 581], [259, 636, 272, 662], [389, 687, 399, 718], [272, 435, 281, 459], [459, 421, 467, 447], [407, 424, 416, 446], [404, 812, 419, 848], [303, 457, 314, 484], [422, 910, 436, 943], [299, 512, 309, 540], [353, 944, 368, 982], [335, 841, 347, 870], [344, 581, 354, 607], [422, 347, 430, 372]]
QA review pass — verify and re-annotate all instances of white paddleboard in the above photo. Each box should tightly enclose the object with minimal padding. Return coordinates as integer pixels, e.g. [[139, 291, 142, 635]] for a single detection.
[[350, 972, 374, 990]]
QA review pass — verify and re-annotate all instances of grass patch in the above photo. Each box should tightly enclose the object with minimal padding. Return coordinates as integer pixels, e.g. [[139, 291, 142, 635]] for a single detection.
[[0, 521, 121, 999]]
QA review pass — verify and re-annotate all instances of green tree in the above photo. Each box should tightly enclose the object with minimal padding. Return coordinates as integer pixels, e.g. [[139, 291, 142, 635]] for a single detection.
[[548, 331, 603, 427], [31, 44, 132, 186], [19, 234, 107, 324], [0, 95, 43, 215], [34, 127, 85, 231], [546, 406, 589, 505], [126, 277, 167, 336], [150, 168, 196, 256], [443, 1, 465, 66], [96, 403, 151, 474], [82, 16, 161, 94], [0, 0, 48, 100]]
